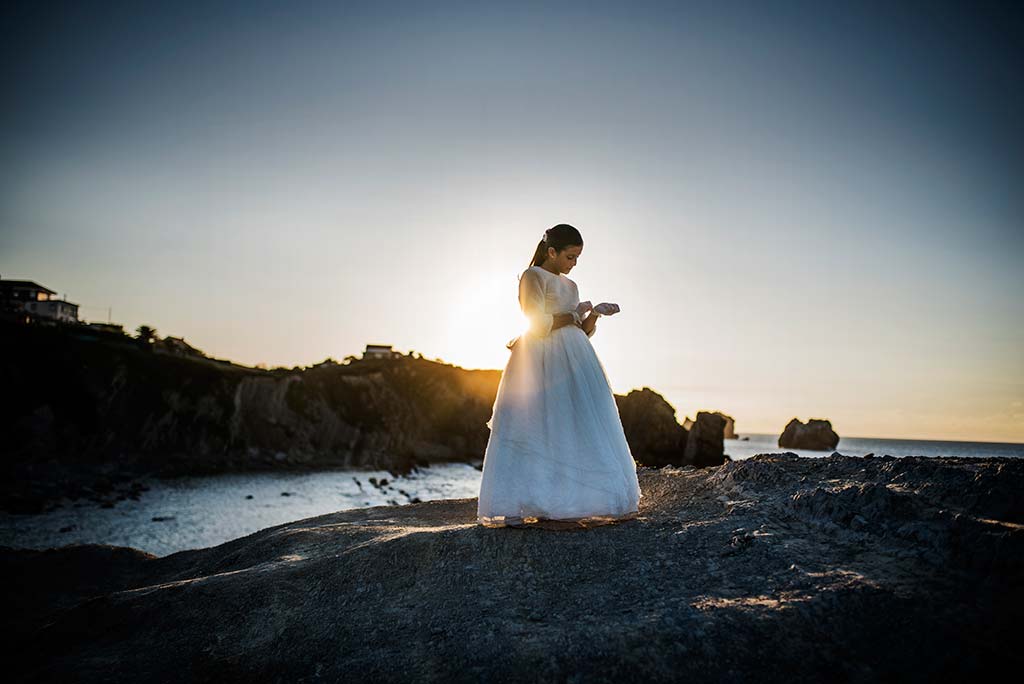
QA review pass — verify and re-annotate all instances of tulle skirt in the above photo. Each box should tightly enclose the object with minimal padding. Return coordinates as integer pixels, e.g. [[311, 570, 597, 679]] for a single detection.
[[477, 324, 642, 528]]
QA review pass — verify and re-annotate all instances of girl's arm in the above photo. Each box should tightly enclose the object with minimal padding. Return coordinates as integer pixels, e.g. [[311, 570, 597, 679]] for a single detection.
[[581, 312, 598, 338], [571, 281, 597, 337]]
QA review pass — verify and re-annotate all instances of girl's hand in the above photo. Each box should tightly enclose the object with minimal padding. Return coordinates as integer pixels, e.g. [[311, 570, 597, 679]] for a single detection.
[[593, 302, 620, 316], [576, 301, 593, 318]]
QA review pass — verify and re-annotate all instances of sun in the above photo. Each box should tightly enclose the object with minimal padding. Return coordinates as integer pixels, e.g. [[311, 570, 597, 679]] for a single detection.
[[444, 272, 527, 370]]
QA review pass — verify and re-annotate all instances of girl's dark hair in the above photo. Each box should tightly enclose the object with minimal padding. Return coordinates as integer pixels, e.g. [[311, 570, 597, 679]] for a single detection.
[[528, 223, 584, 269]]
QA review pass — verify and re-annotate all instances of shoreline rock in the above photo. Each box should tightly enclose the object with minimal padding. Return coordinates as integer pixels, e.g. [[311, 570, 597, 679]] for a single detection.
[[615, 388, 729, 468], [616, 387, 689, 466], [779, 417, 840, 450], [683, 411, 728, 468], [4, 453, 1020, 682]]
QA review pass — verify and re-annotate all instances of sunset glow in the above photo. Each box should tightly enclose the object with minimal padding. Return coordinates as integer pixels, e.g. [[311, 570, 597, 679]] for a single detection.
[[2, 2, 1020, 443]]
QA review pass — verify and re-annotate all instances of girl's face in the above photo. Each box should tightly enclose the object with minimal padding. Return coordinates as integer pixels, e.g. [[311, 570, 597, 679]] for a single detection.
[[545, 244, 582, 274]]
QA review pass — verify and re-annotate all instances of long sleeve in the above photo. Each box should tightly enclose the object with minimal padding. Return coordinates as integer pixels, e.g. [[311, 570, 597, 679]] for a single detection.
[[519, 269, 553, 338], [570, 279, 596, 338]]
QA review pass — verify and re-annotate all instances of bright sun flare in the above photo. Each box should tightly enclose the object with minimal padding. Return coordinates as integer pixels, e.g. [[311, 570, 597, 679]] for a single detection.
[[443, 272, 528, 370]]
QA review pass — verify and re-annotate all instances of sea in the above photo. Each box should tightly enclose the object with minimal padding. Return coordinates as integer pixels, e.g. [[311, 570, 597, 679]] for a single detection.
[[1, 434, 1020, 557]]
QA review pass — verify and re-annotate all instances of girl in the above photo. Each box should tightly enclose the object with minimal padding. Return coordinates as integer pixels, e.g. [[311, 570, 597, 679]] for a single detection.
[[477, 223, 643, 529]]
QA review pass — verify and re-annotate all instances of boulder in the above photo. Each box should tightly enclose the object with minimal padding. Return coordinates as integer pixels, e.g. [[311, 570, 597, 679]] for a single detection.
[[614, 387, 687, 466], [683, 411, 728, 467], [779, 418, 840, 450]]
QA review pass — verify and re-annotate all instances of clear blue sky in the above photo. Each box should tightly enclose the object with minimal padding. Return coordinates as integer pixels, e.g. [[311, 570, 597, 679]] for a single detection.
[[2, 1, 1022, 441]]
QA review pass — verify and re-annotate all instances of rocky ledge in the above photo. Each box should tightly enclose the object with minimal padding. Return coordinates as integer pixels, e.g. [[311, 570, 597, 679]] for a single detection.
[[4, 453, 1022, 683]]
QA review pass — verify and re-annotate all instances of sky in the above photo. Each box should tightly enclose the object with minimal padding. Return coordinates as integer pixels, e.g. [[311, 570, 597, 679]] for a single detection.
[[2, 1, 1022, 443]]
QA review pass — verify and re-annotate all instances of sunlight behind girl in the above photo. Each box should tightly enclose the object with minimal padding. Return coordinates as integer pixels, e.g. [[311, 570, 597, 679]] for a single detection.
[[443, 271, 528, 371]]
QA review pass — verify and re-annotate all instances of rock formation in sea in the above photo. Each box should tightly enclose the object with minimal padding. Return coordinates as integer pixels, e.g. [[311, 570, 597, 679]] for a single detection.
[[4, 453, 1019, 682], [615, 389, 729, 469], [615, 387, 688, 466], [778, 417, 840, 450], [683, 411, 729, 467], [718, 412, 737, 439], [683, 412, 734, 438], [686, 412, 736, 439]]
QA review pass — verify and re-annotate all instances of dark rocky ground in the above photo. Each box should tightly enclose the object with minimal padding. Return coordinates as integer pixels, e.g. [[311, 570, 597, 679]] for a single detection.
[[3, 453, 1022, 683]]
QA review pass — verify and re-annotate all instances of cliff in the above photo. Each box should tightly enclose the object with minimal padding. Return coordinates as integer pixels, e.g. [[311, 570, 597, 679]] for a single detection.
[[2, 323, 720, 513], [4, 453, 1020, 682], [1, 321, 499, 511]]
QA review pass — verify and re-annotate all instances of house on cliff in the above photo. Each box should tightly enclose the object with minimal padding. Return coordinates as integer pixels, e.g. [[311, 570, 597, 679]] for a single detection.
[[363, 344, 402, 360], [0, 277, 80, 325], [157, 336, 206, 358]]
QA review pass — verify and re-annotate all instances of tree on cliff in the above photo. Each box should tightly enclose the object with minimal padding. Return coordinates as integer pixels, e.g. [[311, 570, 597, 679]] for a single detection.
[[135, 325, 158, 350]]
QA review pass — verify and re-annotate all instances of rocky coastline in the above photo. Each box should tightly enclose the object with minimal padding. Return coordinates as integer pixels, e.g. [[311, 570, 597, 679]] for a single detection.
[[2, 322, 726, 514], [4, 452, 1020, 682]]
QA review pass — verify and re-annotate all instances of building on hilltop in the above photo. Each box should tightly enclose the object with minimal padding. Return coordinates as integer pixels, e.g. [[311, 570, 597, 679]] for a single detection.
[[157, 336, 206, 358], [0, 277, 80, 325], [363, 343, 402, 360]]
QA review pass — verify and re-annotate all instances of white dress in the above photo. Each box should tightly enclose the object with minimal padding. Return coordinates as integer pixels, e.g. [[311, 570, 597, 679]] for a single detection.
[[476, 265, 643, 527]]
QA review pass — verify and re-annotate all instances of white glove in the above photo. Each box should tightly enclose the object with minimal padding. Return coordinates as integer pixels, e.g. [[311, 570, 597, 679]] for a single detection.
[[593, 302, 620, 316]]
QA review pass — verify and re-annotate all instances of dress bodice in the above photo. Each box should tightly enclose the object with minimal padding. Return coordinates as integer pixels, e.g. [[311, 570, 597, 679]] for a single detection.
[[514, 266, 587, 344], [527, 265, 580, 315]]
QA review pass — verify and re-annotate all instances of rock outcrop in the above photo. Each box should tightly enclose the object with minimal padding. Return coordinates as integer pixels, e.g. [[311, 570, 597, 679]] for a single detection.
[[690, 412, 736, 438], [3, 453, 1020, 682], [615, 390, 729, 469], [615, 387, 688, 466], [718, 412, 737, 439], [778, 417, 840, 450], [683, 411, 728, 468]]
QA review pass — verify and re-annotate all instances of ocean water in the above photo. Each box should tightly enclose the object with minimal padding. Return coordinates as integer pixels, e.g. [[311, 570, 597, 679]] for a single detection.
[[1, 435, 1019, 557], [0, 463, 483, 558], [723, 433, 1024, 461]]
